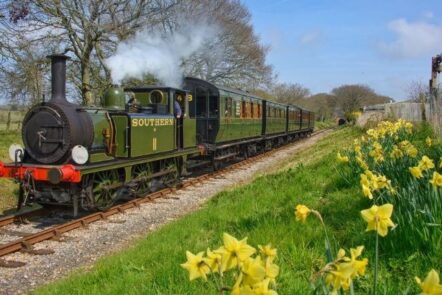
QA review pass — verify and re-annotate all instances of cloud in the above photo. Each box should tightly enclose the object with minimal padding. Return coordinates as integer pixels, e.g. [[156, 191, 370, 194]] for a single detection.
[[379, 18, 442, 58], [423, 11, 434, 19], [300, 30, 322, 45]]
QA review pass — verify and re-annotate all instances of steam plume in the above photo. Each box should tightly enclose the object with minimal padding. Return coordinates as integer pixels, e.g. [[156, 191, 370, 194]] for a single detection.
[[106, 22, 218, 87]]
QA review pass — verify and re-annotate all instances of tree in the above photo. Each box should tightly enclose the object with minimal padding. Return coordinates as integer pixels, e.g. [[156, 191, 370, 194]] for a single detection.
[[331, 84, 391, 113], [407, 81, 429, 121], [0, 0, 177, 105], [176, 0, 274, 89], [271, 82, 310, 104]]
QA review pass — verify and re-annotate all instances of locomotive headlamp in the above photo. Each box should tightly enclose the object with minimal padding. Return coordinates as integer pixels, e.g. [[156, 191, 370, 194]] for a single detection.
[[71, 145, 89, 165], [8, 144, 24, 163]]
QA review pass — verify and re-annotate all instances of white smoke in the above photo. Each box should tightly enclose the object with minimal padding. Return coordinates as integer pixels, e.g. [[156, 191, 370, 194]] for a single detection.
[[106, 23, 218, 87]]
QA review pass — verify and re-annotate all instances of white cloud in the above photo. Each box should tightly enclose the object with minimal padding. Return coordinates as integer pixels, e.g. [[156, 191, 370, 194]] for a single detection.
[[423, 11, 434, 19], [379, 18, 442, 58], [300, 30, 321, 45]]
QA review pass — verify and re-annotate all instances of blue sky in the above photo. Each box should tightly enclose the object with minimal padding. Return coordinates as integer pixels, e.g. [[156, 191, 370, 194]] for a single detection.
[[242, 0, 442, 100]]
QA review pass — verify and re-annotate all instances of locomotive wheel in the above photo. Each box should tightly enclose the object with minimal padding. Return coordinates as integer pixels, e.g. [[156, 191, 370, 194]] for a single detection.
[[132, 163, 153, 197], [161, 159, 180, 187], [91, 170, 121, 210]]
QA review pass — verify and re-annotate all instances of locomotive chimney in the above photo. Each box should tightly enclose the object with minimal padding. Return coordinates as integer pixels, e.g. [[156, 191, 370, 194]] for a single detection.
[[47, 54, 70, 104]]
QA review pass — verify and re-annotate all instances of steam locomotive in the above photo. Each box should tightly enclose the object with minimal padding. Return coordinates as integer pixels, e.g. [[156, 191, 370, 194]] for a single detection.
[[0, 55, 314, 215]]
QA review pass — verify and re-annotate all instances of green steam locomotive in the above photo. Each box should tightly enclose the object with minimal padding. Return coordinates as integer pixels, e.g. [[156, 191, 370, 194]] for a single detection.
[[0, 55, 314, 215]]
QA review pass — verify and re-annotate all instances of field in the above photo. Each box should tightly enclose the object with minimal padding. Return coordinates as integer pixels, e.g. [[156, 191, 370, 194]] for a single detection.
[[31, 126, 441, 294], [0, 130, 22, 215]]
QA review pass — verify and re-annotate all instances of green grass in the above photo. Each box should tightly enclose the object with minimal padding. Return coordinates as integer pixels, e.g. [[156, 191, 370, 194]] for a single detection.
[[314, 119, 335, 130], [32, 126, 441, 295], [0, 130, 21, 214]]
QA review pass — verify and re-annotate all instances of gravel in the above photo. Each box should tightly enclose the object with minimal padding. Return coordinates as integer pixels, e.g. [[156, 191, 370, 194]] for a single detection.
[[0, 130, 331, 295]]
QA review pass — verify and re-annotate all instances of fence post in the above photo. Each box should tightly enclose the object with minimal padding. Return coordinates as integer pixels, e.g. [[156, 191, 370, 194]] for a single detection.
[[6, 111, 11, 131]]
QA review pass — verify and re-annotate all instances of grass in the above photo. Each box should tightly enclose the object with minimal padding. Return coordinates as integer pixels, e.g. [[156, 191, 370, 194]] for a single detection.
[[314, 119, 335, 130], [32, 126, 441, 295], [0, 130, 21, 214]]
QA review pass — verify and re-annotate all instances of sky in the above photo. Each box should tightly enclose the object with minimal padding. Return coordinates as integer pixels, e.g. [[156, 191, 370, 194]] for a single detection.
[[242, 0, 442, 101]]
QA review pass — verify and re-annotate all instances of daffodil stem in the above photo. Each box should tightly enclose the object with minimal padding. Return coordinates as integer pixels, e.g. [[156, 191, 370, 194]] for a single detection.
[[374, 230, 379, 295]]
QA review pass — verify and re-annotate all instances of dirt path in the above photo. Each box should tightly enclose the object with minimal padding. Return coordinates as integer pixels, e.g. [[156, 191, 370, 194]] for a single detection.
[[0, 129, 333, 295]]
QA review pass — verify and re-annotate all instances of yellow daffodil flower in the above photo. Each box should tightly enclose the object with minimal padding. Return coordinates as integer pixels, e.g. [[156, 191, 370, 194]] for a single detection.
[[218, 233, 256, 271], [258, 244, 277, 261], [325, 246, 368, 294], [349, 246, 368, 276], [337, 152, 349, 163], [241, 257, 267, 286], [263, 258, 280, 285], [390, 145, 403, 159], [205, 248, 223, 273], [360, 204, 395, 237], [426, 137, 433, 147], [295, 204, 311, 223], [375, 175, 391, 189], [406, 146, 418, 158], [356, 157, 368, 170], [362, 184, 373, 199], [415, 269, 442, 295], [231, 273, 254, 295], [430, 172, 442, 187], [419, 156, 435, 171], [181, 251, 211, 281], [410, 166, 424, 179], [251, 279, 278, 295]]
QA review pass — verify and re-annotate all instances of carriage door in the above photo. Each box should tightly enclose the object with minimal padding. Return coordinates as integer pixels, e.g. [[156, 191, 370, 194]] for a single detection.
[[195, 86, 209, 143]]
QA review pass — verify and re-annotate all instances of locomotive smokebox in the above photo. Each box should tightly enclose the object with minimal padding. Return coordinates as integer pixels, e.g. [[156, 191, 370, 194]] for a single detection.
[[21, 54, 94, 164], [47, 54, 70, 104]]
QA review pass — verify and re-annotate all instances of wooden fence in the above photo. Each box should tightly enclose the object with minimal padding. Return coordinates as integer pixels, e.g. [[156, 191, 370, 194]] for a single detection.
[[0, 110, 25, 131]]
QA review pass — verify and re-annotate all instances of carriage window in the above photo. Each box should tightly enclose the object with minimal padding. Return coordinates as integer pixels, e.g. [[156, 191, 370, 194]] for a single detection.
[[241, 101, 246, 118], [209, 92, 218, 117], [225, 97, 232, 117], [257, 104, 261, 118], [251, 103, 254, 119], [196, 87, 207, 117], [235, 100, 241, 117]]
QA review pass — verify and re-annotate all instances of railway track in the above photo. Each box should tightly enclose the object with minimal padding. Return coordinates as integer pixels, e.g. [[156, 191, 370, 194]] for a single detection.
[[0, 128, 332, 267]]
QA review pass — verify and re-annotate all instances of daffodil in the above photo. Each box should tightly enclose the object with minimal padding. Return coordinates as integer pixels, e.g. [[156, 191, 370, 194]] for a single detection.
[[426, 137, 432, 147], [325, 261, 354, 292], [360, 204, 395, 237], [251, 279, 278, 295], [295, 204, 311, 223], [362, 184, 373, 199], [218, 233, 256, 271], [263, 257, 280, 284], [419, 156, 435, 171], [205, 248, 223, 273], [375, 175, 390, 189], [231, 273, 254, 295], [415, 269, 442, 295], [410, 166, 424, 179], [181, 251, 211, 281], [390, 145, 403, 159], [337, 152, 349, 163], [349, 246, 368, 276], [258, 244, 277, 262], [430, 172, 442, 187], [241, 257, 266, 286]]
